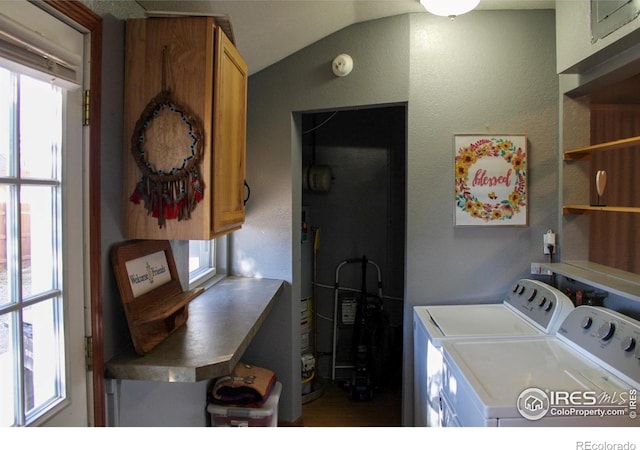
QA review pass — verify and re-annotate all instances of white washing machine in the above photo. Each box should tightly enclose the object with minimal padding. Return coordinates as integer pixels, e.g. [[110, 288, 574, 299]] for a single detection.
[[413, 279, 574, 426], [439, 305, 640, 426]]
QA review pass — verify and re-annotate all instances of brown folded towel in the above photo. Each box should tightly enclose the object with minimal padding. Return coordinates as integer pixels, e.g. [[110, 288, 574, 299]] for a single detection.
[[210, 362, 276, 407]]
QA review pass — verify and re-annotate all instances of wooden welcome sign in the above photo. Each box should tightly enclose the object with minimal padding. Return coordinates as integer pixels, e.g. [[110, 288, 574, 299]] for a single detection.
[[454, 135, 528, 226], [111, 240, 203, 355]]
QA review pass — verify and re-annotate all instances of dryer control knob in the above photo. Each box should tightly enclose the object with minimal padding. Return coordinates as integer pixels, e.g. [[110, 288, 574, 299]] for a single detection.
[[598, 322, 616, 341], [581, 317, 593, 329], [622, 337, 636, 352]]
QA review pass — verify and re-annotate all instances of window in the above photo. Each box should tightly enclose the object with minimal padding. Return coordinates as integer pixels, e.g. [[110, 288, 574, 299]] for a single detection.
[[0, 68, 65, 426], [188, 236, 228, 289], [0, 0, 89, 427], [189, 239, 216, 284]]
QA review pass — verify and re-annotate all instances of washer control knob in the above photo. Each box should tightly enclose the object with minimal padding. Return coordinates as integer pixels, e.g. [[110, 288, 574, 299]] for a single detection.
[[528, 289, 537, 302], [537, 297, 546, 308], [598, 322, 616, 341], [545, 300, 554, 312], [622, 337, 636, 352], [581, 316, 593, 329], [518, 285, 525, 295], [512, 284, 520, 293]]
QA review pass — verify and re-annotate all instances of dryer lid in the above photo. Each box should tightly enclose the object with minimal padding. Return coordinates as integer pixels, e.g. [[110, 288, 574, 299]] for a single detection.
[[421, 304, 541, 343]]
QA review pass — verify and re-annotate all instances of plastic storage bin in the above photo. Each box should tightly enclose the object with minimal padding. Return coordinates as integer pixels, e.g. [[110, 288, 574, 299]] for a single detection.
[[207, 382, 281, 427]]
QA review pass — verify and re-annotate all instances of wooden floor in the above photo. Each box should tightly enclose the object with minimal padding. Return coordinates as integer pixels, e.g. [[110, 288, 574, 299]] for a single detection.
[[301, 379, 402, 427]]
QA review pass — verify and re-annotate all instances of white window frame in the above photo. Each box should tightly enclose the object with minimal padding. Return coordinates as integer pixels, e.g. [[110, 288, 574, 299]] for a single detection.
[[0, 64, 83, 428], [0, 0, 89, 427], [188, 235, 228, 290]]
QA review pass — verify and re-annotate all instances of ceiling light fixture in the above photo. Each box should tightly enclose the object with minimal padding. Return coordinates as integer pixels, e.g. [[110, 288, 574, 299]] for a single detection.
[[420, 0, 480, 19]]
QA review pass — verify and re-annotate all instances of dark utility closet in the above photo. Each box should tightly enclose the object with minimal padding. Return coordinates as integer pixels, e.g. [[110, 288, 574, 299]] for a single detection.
[[300, 105, 406, 403]]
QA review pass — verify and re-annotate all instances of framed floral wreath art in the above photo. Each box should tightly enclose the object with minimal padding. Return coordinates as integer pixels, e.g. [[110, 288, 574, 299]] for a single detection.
[[454, 134, 528, 226]]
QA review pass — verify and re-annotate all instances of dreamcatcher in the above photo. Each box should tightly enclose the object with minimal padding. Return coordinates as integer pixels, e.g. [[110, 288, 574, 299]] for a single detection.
[[129, 47, 205, 228]]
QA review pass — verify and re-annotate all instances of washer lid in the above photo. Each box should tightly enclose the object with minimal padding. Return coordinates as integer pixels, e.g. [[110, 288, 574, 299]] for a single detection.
[[417, 304, 542, 345], [441, 337, 634, 421]]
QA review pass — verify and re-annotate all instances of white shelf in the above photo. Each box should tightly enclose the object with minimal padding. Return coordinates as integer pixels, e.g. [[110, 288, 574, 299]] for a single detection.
[[540, 261, 640, 302]]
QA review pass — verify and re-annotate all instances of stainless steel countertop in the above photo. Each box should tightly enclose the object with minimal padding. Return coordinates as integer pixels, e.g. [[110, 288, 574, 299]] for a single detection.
[[104, 276, 284, 382]]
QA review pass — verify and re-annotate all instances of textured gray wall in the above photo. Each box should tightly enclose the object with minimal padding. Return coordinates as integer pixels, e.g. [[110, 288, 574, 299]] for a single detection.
[[80, 0, 144, 19], [238, 14, 411, 424], [96, 6, 201, 426], [91, 2, 640, 427], [93, 4, 559, 426], [405, 10, 558, 424], [241, 10, 558, 425], [555, 0, 640, 74], [406, 12, 558, 307]]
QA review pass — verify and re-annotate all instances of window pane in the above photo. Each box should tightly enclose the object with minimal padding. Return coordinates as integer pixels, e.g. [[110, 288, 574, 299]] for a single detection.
[[189, 240, 215, 282], [22, 186, 57, 298], [0, 63, 65, 426], [19, 76, 61, 180], [189, 240, 208, 272], [0, 68, 14, 178], [0, 185, 14, 307], [23, 299, 62, 417], [0, 312, 16, 426]]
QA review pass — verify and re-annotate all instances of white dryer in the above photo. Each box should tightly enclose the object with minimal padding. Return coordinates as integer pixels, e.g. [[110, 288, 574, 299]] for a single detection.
[[413, 279, 574, 426], [439, 306, 640, 426]]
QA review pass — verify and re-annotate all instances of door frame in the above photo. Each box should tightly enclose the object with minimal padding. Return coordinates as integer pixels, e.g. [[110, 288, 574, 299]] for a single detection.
[[42, 0, 104, 427]]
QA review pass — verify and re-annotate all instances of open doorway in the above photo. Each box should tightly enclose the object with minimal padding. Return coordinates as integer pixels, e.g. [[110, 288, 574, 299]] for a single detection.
[[300, 105, 406, 425]]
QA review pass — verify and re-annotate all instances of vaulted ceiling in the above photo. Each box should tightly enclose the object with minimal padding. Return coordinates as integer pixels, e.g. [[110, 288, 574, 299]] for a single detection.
[[135, 1, 555, 75]]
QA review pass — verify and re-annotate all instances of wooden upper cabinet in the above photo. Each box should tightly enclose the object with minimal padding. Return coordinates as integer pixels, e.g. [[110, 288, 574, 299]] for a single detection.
[[123, 17, 247, 240], [212, 25, 248, 234]]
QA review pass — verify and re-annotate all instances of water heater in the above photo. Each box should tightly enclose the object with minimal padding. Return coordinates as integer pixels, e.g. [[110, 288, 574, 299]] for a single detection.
[[303, 164, 333, 192]]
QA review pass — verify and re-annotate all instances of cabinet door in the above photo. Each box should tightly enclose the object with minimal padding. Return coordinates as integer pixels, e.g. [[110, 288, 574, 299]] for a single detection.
[[124, 18, 247, 240], [212, 26, 247, 235], [124, 17, 214, 240]]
